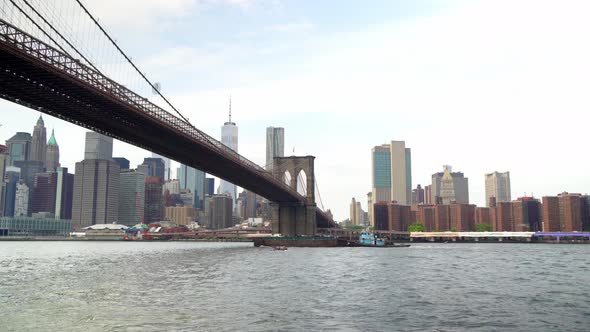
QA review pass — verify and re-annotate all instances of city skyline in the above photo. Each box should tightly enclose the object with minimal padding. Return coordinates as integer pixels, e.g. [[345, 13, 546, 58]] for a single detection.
[[4, 110, 590, 221], [1, 2, 589, 331], [3, 0, 590, 220]]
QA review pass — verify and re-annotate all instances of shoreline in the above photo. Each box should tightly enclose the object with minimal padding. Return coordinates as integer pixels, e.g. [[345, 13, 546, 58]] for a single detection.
[[1, 237, 589, 244]]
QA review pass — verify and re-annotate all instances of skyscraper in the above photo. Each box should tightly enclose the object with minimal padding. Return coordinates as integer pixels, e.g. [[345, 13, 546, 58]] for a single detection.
[[84, 132, 113, 160], [45, 129, 60, 172], [242, 190, 258, 220], [179, 164, 206, 209], [265, 127, 284, 170], [390, 141, 411, 205], [371, 144, 391, 203], [13, 160, 43, 216], [350, 197, 358, 225], [6, 132, 31, 166], [31, 172, 57, 214], [208, 194, 233, 229], [54, 167, 74, 220], [219, 97, 238, 207], [140, 157, 166, 183], [405, 147, 412, 204], [485, 171, 511, 207], [370, 140, 412, 220], [2, 167, 20, 217], [431, 166, 469, 204], [118, 170, 145, 226], [112, 157, 130, 170], [206, 178, 215, 196], [367, 192, 373, 227], [13, 160, 44, 189], [0, 145, 7, 216], [72, 159, 120, 229], [72, 133, 119, 229], [152, 152, 171, 180], [440, 166, 456, 205], [163, 180, 180, 195], [412, 184, 425, 204], [14, 181, 29, 217], [424, 185, 432, 204], [30, 115, 47, 168], [145, 176, 164, 223]]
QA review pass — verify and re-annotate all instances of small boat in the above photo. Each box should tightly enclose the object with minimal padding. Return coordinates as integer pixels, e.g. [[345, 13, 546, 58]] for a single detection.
[[360, 232, 386, 246], [339, 232, 411, 248], [273, 246, 288, 251]]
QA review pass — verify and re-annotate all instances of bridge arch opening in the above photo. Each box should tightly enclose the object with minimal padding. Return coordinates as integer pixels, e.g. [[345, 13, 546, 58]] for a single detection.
[[296, 169, 307, 196], [283, 170, 292, 188]]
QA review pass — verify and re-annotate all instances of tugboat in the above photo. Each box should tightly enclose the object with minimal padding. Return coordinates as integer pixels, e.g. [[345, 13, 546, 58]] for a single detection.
[[359, 232, 386, 246], [339, 231, 410, 247]]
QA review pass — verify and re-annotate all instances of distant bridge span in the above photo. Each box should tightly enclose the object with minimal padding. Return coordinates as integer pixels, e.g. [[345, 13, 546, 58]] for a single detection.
[[0, 19, 334, 230]]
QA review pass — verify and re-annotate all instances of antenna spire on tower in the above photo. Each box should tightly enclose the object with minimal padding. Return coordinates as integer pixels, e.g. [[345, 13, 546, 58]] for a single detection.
[[229, 94, 232, 122]]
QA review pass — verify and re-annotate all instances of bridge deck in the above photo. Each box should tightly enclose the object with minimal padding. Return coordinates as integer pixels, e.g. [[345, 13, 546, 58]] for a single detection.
[[0, 19, 334, 227]]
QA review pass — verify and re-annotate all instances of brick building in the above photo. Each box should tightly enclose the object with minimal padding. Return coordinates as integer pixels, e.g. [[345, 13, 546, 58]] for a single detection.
[[450, 203, 476, 231], [373, 201, 411, 231], [558, 193, 582, 232], [494, 202, 513, 231], [434, 205, 450, 231], [475, 207, 491, 226], [542, 196, 560, 231]]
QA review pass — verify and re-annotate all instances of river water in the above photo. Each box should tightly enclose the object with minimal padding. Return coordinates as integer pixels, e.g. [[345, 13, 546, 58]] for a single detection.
[[1, 241, 589, 331]]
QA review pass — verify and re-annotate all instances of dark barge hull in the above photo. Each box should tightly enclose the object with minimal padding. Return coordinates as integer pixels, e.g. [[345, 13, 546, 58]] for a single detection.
[[254, 237, 338, 247]]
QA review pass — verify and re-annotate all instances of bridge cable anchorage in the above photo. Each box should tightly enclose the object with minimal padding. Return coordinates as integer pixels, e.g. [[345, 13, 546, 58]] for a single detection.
[[73, 0, 205, 139], [18, 0, 103, 75]]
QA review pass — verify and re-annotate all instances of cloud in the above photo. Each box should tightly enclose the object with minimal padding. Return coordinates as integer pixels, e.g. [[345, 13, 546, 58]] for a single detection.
[[82, 0, 197, 30], [5, 0, 590, 220], [158, 0, 590, 219], [81, 0, 261, 31], [269, 20, 314, 33]]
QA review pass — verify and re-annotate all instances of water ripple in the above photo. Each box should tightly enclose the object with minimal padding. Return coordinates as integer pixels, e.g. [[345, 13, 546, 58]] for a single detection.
[[1, 242, 590, 331]]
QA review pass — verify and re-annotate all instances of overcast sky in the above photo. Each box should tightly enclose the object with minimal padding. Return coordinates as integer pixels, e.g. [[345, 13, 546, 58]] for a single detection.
[[2, 0, 590, 221]]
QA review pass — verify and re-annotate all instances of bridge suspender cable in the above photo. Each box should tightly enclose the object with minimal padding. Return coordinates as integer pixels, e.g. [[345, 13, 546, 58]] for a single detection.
[[7, 0, 72, 58], [18, 0, 103, 75], [6, 0, 311, 203], [10, 0, 171, 130], [315, 179, 325, 211], [73, 0, 191, 127], [73, 0, 225, 150]]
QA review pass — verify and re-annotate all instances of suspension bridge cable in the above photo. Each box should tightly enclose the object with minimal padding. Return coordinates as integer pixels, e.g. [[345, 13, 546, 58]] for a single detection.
[[12, 0, 161, 123], [19, 0, 103, 75], [73, 0, 191, 126], [6, 0, 297, 196], [314, 179, 325, 211], [74, 0, 236, 153], [7, 0, 72, 58]]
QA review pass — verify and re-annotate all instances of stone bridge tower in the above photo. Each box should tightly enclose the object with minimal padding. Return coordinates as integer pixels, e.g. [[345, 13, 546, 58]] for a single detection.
[[271, 156, 316, 236]]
